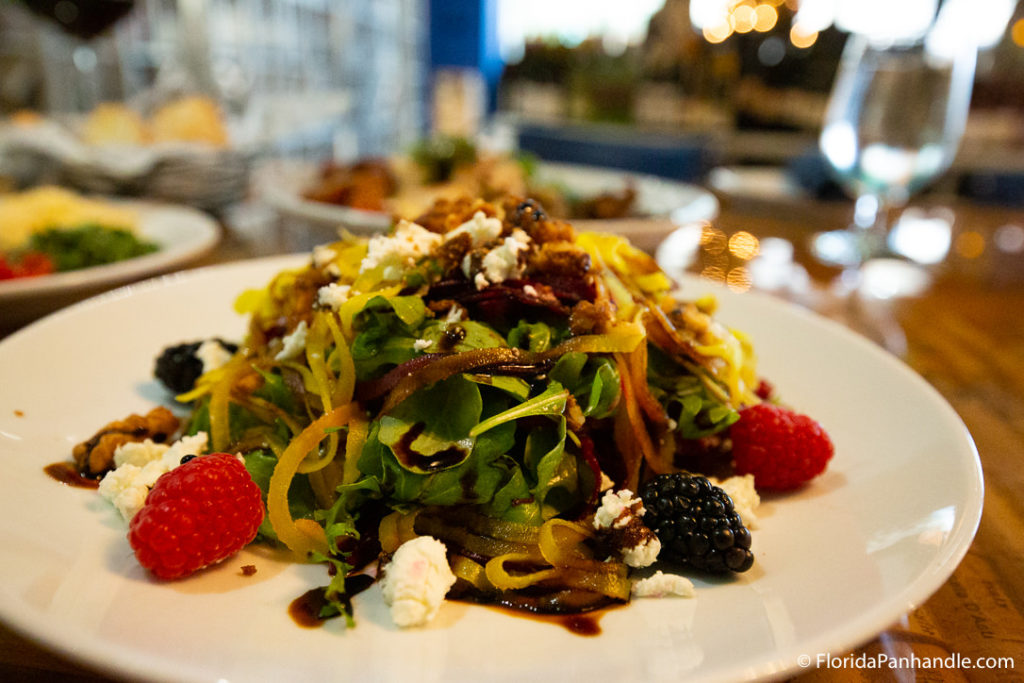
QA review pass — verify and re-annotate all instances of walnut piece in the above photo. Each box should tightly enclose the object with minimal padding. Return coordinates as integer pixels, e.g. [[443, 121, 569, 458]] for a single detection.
[[72, 406, 180, 477]]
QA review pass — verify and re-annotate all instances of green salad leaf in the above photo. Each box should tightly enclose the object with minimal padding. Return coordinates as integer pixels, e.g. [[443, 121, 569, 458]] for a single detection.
[[523, 415, 583, 518], [507, 320, 566, 352], [357, 417, 517, 507], [550, 352, 621, 418], [647, 346, 739, 438], [378, 374, 482, 473], [27, 223, 158, 272], [417, 319, 508, 353], [351, 295, 428, 379], [470, 381, 569, 437]]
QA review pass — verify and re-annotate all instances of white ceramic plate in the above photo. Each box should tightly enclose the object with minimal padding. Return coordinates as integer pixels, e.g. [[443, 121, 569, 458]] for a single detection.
[[0, 200, 219, 328], [0, 255, 982, 683], [256, 160, 719, 252]]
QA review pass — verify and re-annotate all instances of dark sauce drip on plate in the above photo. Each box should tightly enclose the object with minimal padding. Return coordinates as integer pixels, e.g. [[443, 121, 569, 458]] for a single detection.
[[44, 462, 99, 489], [289, 574, 375, 628], [465, 600, 611, 636]]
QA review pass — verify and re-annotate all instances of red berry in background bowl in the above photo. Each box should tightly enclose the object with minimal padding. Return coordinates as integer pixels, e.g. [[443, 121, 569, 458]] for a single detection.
[[128, 452, 263, 580]]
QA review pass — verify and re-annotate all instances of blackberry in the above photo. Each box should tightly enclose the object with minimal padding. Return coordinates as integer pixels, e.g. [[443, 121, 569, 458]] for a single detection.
[[154, 339, 237, 396], [639, 473, 754, 574]]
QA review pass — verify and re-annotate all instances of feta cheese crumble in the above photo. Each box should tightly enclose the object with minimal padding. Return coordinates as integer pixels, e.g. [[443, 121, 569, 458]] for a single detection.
[[196, 339, 232, 374], [621, 536, 662, 569], [444, 305, 464, 323], [98, 433, 209, 520], [379, 536, 456, 628], [275, 320, 308, 361], [443, 211, 502, 247], [711, 474, 761, 529], [359, 220, 442, 281], [312, 244, 337, 269], [593, 489, 661, 568], [317, 283, 351, 311], [594, 489, 645, 530], [463, 228, 532, 290], [631, 571, 695, 599], [413, 338, 431, 351], [480, 229, 530, 285]]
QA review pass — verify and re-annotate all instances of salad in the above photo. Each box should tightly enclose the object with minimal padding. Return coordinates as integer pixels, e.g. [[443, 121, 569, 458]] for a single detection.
[[0, 186, 157, 281], [66, 195, 833, 628], [303, 137, 637, 222]]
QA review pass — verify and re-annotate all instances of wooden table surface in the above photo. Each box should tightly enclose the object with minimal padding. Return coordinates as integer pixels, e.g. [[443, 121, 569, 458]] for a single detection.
[[1, 191, 1022, 681]]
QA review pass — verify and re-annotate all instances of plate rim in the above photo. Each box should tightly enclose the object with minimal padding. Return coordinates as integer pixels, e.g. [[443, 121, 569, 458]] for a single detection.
[[0, 254, 984, 682]]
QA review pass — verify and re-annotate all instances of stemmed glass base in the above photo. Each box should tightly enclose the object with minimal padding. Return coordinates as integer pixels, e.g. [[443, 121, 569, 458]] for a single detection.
[[811, 194, 896, 268], [810, 228, 889, 268]]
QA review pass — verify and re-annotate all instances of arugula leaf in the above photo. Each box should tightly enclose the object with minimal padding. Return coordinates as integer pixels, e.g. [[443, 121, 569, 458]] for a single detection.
[[307, 503, 360, 626], [521, 415, 589, 519], [378, 374, 482, 473], [355, 295, 427, 329], [252, 367, 296, 413], [469, 381, 569, 437], [507, 320, 561, 352], [647, 346, 739, 438], [351, 295, 428, 379], [481, 460, 542, 525], [549, 352, 621, 418], [358, 418, 518, 507], [417, 319, 508, 352], [464, 373, 531, 401]]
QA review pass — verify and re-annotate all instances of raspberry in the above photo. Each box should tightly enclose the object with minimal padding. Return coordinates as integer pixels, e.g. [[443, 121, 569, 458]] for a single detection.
[[128, 452, 264, 580], [730, 404, 833, 490]]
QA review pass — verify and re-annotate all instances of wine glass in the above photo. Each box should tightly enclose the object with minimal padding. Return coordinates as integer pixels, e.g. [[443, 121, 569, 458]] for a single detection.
[[812, 32, 977, 267]]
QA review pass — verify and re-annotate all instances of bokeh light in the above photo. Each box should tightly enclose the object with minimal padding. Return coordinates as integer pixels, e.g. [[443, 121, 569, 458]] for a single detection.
[[701, 265, 727, 283], [726, 267, 752, 292], [753, 5, 778, 32], [704, 22, 734, 43], [728, 231, 760, 260], [700, 226, 729, 254], [731, 4, 757, 33], [994, 224, 1024, 253], [954, 231, 986, 259], [1012, 18, 1024, 47], [790, 25, 819, 48]]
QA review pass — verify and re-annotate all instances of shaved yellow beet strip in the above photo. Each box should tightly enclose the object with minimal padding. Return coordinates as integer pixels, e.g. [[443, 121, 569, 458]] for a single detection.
[[208, 356, 246, 452], [269, 403, 355, 558], [342, 410, 368, 485], [324, 313, 355, 406]]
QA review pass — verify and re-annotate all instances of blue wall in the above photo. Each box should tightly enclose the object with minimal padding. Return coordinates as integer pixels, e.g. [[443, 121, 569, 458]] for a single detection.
[[428, 0, 503, 111]]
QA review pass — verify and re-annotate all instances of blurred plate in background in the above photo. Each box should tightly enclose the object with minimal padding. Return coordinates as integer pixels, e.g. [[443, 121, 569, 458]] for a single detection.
[[0, 200, 219, 330], [536, 162, 719, 252], [256, 158, 718, 253], [254, 158, 392, 236]]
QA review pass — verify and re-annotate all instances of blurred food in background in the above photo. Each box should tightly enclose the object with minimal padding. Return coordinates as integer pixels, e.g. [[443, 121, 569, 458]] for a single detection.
[[0, 94, 246, 210], [301, 136, 638, 222], [79, 96, 229, 148], [0, 185, 156, 280]]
